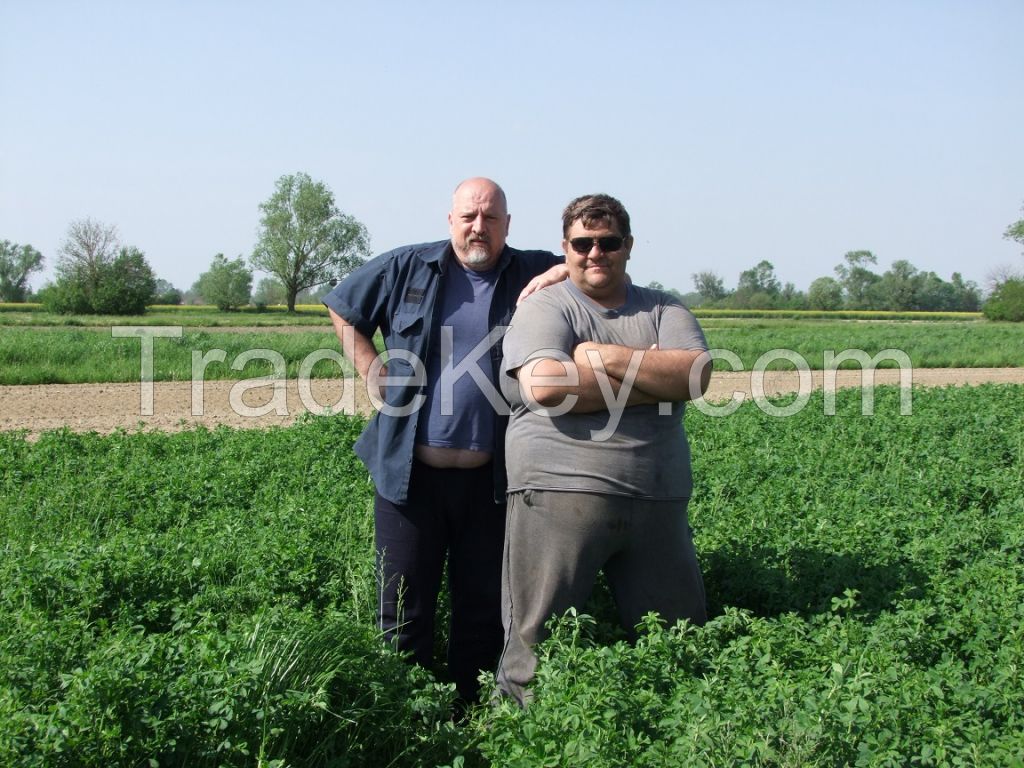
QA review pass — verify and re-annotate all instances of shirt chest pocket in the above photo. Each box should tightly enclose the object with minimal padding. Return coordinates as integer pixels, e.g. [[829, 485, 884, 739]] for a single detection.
[[393, 310, 425, 337], [385, 311, 428, 395]]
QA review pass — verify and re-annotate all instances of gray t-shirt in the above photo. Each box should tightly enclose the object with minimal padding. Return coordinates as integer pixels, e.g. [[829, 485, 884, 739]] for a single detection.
[[501, 281, 708, 499]]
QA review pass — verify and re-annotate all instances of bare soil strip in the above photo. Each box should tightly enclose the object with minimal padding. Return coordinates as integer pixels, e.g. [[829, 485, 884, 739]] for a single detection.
[[1, 368, 1022, 439]]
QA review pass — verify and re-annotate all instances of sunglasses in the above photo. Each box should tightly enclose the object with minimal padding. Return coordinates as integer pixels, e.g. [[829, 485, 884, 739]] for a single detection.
[[568, 236, 625, 255]]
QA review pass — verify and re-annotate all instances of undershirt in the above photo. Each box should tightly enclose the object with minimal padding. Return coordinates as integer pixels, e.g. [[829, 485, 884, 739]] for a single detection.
[[417, 261, 500, 452]]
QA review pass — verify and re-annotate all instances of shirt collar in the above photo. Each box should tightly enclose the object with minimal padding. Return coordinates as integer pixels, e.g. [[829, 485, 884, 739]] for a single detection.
[[417, 239, 450, 267]]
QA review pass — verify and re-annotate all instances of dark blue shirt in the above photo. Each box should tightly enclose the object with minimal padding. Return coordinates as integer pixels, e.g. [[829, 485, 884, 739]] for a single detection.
[[417, 259, 501, 453], [323, 239, 562, 504]]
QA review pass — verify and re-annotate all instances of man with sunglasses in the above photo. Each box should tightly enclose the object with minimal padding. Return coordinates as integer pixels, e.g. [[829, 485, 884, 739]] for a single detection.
[[495, 193, 712, 706], [322, 177, 566, 707]]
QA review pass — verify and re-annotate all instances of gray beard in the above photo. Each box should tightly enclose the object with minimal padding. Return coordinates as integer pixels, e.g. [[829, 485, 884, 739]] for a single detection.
[[464, 244, 491, 266]]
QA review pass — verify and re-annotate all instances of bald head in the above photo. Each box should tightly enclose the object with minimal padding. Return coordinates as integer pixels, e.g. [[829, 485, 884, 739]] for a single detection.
[[448, 177, 511, 270], [452, 177, 508, 211]]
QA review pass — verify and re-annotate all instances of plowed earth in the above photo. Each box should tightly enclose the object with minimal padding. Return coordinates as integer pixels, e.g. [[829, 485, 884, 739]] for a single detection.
[[3, 368, 1023, 439]]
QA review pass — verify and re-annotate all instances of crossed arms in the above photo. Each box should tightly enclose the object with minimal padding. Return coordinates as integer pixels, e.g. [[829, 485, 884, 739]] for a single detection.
[[514, 342, 712, 414]]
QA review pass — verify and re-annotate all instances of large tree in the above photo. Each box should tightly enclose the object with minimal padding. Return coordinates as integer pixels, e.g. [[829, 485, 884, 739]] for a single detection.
[[251, 172, 371, 311], [0, 240, 45, 302]]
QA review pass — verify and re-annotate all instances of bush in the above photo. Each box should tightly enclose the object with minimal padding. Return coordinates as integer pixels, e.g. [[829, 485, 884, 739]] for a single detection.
[[152, 279, 183, 305], [807, 277, 844, 310], [38, 281, 86, 314], [983, 278, 1024, 321], [193, 254, 252, 311], [43, 247, 156, 315]]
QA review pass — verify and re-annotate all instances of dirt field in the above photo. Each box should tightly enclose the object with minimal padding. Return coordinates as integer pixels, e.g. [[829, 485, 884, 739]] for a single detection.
[[2, 368, 1023, 439]]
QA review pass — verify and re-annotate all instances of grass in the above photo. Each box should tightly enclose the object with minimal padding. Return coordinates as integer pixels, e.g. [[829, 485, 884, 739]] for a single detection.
[[0, 304, 331, 327], [0, 317, 1021, 385], [0, 303, 986, 324], [0, 327, 351, 385], [702, 317, 1024, 368], [692, 308, 984, 321]]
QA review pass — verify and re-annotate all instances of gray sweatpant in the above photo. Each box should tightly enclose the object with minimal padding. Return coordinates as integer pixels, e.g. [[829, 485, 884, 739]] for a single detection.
[[495, 489, 707, 706]]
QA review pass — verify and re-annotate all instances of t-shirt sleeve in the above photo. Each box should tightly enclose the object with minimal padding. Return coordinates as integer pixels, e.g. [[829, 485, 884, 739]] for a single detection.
[[321, 255, 390, 339], [501, 289, 575, 380], [656, 300, 709, 352]]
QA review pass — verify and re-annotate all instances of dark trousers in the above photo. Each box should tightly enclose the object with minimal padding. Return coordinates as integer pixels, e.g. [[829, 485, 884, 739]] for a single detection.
[[374, 460, 506, 702]]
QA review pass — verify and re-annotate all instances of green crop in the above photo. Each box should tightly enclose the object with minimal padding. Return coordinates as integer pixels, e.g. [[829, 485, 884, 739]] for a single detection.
[[479, 384, 1024, 766], [1, 319, 1023, 385], [2, 384, 1022, 766]]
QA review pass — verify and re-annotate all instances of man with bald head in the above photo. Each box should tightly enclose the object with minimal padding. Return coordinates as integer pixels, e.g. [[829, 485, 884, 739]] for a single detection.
[[323, 178, 565, 704]]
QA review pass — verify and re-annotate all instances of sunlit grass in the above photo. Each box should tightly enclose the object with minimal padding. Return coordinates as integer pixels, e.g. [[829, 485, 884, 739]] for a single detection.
[[0, 303, 330, 326], [1, 318, 1021, 385]]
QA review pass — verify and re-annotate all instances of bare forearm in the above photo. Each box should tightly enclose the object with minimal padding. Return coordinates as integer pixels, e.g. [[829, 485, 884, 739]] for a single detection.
[[516, 263, 569, 305], [570, 358, 659, 411], [575, 343, 712, 402], [516, 357, 656, 414], [328, 308, 380, 380]]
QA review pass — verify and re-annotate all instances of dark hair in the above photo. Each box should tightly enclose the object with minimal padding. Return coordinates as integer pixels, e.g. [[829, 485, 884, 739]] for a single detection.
[[561, 194, 631, 238]]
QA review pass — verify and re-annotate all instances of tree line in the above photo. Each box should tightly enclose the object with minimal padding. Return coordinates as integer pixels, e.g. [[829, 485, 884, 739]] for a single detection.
[[654, 206, 1023, 319], [0, 172, 370, 314], [674, 250, 983, 313], [2, 183, 1023, 319]]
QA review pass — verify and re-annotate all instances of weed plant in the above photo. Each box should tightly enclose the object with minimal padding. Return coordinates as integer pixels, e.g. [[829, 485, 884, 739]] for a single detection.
[[1, 385, 1022, 766]]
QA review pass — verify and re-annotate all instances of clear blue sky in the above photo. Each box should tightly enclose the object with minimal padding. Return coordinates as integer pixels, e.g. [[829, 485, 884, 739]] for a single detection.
[[2, 1, 1022, 295]]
